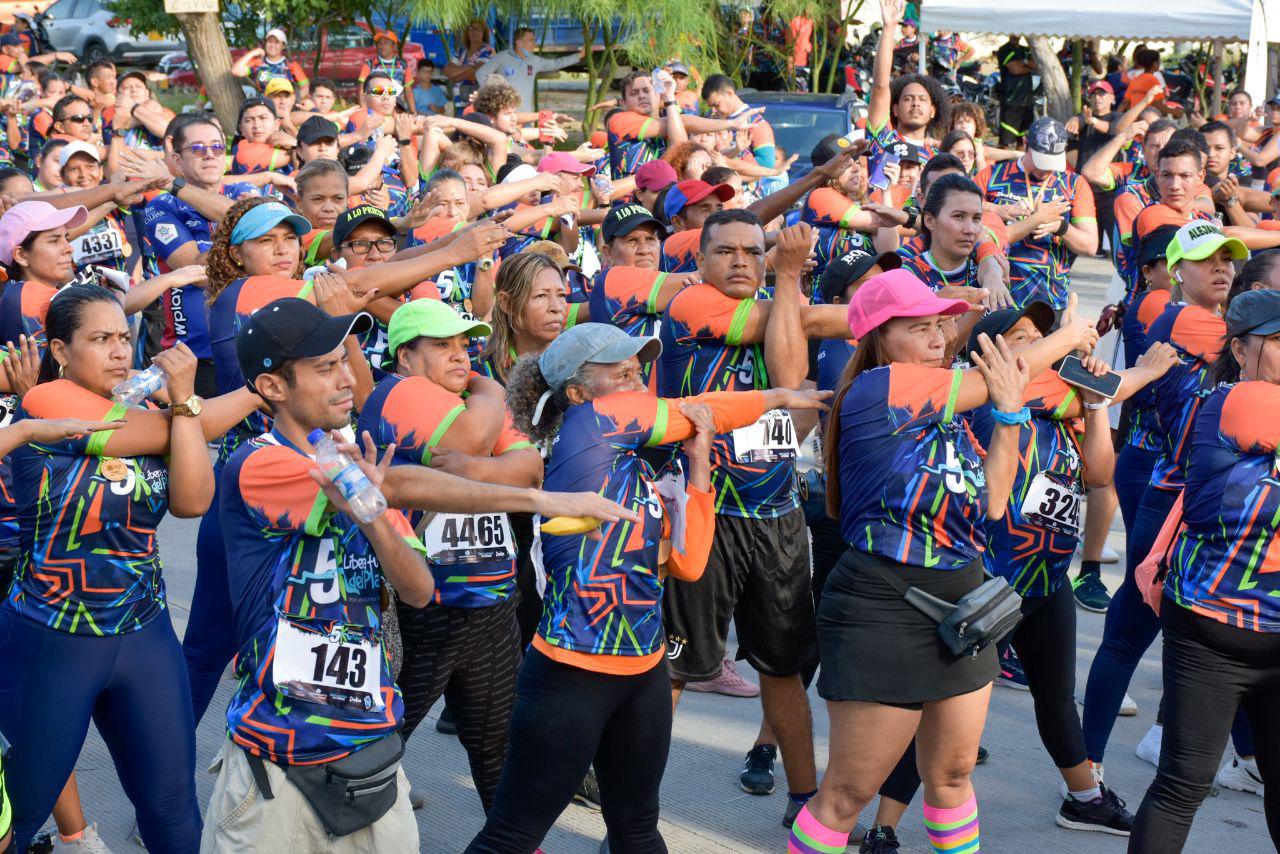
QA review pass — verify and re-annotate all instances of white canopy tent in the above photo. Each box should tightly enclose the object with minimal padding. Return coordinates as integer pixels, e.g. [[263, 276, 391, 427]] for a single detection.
[[921, 0, 1277, 103]]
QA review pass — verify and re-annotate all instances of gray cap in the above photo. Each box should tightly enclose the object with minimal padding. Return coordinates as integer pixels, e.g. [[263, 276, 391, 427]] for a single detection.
[[1226, 288, 1280, 337], [538, 323, 662, 389]]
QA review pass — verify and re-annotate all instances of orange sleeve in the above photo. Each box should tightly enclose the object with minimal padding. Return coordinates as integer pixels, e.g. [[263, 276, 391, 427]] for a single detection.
[[31, 112, 51, 136], [1023, 369, 1077, 417], [608, 110, 660, 141], [974, 165, 993, 193], [1259, 219, 1280, 231], [664, 485, 715, 582], [1170, 305, 1226, 362], [1136, 290, 1172, 329], [980, 210, 1009, 251], [805, 187, 859, 228], [1135, 205, 1188, 241], [886, 363, 962, 427], [1221, 381, 1280, 452], [22, 378, 117, 421], [1114, 192, 1143, 244], [662, 229, 701, 261], [1070, 175, 1096, 222], [666, 283, 754, 344], [492, 410, 534, 454], [411, 216, 463, 245]]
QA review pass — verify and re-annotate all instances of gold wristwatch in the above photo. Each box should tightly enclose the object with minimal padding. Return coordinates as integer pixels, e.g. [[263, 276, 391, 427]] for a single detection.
[[170, 396, 203, 417]]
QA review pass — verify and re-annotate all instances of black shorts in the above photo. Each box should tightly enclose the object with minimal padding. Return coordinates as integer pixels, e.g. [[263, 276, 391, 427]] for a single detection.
[[664, 508, 818, 681]]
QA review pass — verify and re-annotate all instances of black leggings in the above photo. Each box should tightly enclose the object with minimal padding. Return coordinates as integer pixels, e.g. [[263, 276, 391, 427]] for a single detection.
[[395, 596, 521, 811], [871, 583, 1087, 807], [510, 513, 542, 648], [465, 648, 672, 854], [1129, 602, 1280, 852]]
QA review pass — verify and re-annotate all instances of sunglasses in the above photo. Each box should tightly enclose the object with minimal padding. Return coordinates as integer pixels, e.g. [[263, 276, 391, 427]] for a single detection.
[[342, 237, 396, 254], [60, 113, 93, 124], [183, 142, 227, 158], [368, 86, 398, 97]]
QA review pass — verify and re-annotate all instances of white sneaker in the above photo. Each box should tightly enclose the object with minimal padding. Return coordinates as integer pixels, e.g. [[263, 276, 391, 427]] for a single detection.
[[1136, 724, 1163, 767], [1215, 753, 1265, 797], [52, 823, 115, 853], [1075, 543, 1121, 564], [1073, 691, 1138, 716]]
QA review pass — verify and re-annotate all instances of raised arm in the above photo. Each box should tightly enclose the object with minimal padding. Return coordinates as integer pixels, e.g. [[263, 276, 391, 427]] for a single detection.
[[867, 0, 904, 133], [763, 224, 811, 389]]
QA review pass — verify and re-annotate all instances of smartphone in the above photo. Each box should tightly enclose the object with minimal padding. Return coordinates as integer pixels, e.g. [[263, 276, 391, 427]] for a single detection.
[[1057, 354, 1123, 399], [869, 152, 900, 192]]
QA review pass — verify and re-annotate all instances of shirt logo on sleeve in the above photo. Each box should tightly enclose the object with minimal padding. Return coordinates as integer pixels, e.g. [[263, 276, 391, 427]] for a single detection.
[[155, 223, 178, 244]]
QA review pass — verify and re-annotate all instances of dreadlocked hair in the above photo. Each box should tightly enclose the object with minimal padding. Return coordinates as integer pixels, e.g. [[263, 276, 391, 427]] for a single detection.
[[206, 196, 287, 305], [505, 354, 582, 445], [823, 326, 889, 519]]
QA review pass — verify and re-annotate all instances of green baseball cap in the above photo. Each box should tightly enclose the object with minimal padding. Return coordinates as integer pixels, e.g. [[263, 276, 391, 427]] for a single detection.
[[383, 299, 491, 370], [1165, 220, 1248, 270]]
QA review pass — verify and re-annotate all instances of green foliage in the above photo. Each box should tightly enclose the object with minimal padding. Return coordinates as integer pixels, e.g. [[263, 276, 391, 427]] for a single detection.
[[105, 0, 260, 46]]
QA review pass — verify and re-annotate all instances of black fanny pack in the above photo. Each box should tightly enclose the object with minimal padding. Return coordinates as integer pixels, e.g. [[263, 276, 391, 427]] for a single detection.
[[246, 733, 404, 837], [865, 560, 1023, 659]]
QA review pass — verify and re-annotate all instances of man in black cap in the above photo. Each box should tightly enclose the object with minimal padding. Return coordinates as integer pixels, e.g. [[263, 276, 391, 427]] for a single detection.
[[590, 204, 702, 384], [977, 116, 1099, 310], [208, 298, 637, 850], [296, 115, 340, 164], [814, 249, 901, 391]]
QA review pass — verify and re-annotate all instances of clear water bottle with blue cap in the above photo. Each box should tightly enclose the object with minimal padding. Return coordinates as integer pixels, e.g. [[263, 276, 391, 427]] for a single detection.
[[111, 364, 167, 407], [308, 428, 387, 523]]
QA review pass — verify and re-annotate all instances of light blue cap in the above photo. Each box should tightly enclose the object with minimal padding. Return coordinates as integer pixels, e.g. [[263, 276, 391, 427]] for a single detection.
[[531, 323, 661, 424], [230, 201, 311, 246]]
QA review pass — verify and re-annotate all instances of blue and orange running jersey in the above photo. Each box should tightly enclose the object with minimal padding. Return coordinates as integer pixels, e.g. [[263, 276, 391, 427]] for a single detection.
[[358, 373, 532, 608], [1146, 302, 1225, 491], [834, 363, 988, 570], [659, 284, 799, 519], [605, 109, 667, 179], [537, 390, 760, 669], [221, 430, 421, 764], [589, 265, 672, 388], [976, 158, 1096, 309], [1121, 288, 1173, 451], [9, 380, 167, 636], [801, 187, 873, 299], [972, 371, 1083, 596], [1169, 382, 1280, 632]]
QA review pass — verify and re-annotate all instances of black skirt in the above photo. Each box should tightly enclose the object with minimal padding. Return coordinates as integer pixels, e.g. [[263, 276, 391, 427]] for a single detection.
[[816, 548, 999, 706]]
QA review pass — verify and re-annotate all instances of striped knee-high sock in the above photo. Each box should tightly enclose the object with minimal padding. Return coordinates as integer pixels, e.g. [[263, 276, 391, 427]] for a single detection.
[[787, 804, 849, 854], [922, 795, 980, 854]]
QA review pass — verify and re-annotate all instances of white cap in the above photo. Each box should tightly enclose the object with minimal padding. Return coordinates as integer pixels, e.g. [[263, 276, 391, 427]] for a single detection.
[[501, 163, 539, 185], [59, 141, 101, 169], [264, 28, 287, 45]]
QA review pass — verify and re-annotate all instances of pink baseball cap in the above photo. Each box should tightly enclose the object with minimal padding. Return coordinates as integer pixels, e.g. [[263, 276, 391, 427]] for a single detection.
[[0, 201, 87, 265], [537, 151, 596, 178], [846, 268, 970, 339], [635, 159, 677, 191]]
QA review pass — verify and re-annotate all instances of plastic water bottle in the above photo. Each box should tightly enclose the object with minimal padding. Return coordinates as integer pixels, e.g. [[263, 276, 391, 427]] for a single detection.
[[308, 429, 387, 523], [591, 173, 613, 204], [111, 364, 167, 407]]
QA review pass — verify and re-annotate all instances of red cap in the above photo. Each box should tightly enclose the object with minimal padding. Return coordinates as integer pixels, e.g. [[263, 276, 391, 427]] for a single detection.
[[1088, 80, 1114, 95], [663, 179, 735, 219], [846, 268, 970, 339], [537, 150, 596, 177], [634, 159, 677, 191]]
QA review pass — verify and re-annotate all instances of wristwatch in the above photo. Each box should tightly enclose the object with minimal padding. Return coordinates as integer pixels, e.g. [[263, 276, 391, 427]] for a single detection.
[[170, 395, 203, 417], [169, 176, 187, 196], [397, 138, 412, 146], [663, 100, 677, 110]]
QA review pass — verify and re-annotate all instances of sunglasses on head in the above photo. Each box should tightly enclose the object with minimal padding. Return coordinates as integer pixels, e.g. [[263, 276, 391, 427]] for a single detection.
[[183, 142, 227, 158], [61, 113, 92, 124]]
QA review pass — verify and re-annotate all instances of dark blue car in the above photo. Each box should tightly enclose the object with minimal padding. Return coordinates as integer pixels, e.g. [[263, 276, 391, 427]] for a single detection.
[[742, 91, 860, 183]]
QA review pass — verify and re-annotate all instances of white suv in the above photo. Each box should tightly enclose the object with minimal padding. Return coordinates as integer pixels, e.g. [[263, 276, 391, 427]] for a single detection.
[[38, 0, 183, 65]]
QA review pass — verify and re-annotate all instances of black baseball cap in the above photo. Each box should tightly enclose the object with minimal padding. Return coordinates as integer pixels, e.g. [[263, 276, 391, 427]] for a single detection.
[[811, 134, 862, 168], [1226, 288, 1280, 337], [298, 115, 339, 145], [333, 204, 395, 248], [236, 298, 374, 390], [966, 300, 1055, 358], [602, 203, 663, 243], [1136, 224, 1179, 269], [888, 140, 926, 164], [820, 249, 901, 304]]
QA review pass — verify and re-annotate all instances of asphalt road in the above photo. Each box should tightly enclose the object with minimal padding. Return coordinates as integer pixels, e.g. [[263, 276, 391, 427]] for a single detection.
[[56, 255, 1274, 852]]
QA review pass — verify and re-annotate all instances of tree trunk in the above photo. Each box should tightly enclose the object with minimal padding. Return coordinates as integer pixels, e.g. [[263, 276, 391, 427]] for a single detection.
[[1029, 36, 1071, 121], [176, 11, 244, 133]]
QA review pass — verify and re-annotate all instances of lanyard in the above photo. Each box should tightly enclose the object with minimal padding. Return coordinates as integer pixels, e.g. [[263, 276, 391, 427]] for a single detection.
[[923, 250, 969, 285], [1024, 171, 1053, 209]]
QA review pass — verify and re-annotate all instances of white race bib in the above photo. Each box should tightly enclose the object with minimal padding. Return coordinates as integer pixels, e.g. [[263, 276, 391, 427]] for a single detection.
[[1020, 471, 1082, 537], [72, 223, 123, 265], [0, 394, 15, 429], [731, 410, 799, 464], [422, 512, 516, 565], [273, 618, 383, 711]]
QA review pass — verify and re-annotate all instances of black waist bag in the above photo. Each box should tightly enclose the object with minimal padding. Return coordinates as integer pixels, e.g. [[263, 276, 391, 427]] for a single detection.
[[867, 561, 1023, 659], [248, 733, 404, 837]]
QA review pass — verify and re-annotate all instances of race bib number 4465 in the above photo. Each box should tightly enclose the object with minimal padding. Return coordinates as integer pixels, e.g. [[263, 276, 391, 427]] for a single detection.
[[422, 512, 516, 564]]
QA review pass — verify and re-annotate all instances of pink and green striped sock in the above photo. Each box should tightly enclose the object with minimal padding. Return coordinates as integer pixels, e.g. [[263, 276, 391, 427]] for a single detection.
[[922, 795, 980, 854], [787, 804, 849, 854]]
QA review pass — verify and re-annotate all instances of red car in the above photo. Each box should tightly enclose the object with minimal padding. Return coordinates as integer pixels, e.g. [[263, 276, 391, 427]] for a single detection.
[[166, 23, 425, 93]]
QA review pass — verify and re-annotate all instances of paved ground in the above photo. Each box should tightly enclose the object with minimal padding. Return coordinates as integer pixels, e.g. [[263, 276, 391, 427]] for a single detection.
[[59, 255, 1274, 852]]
